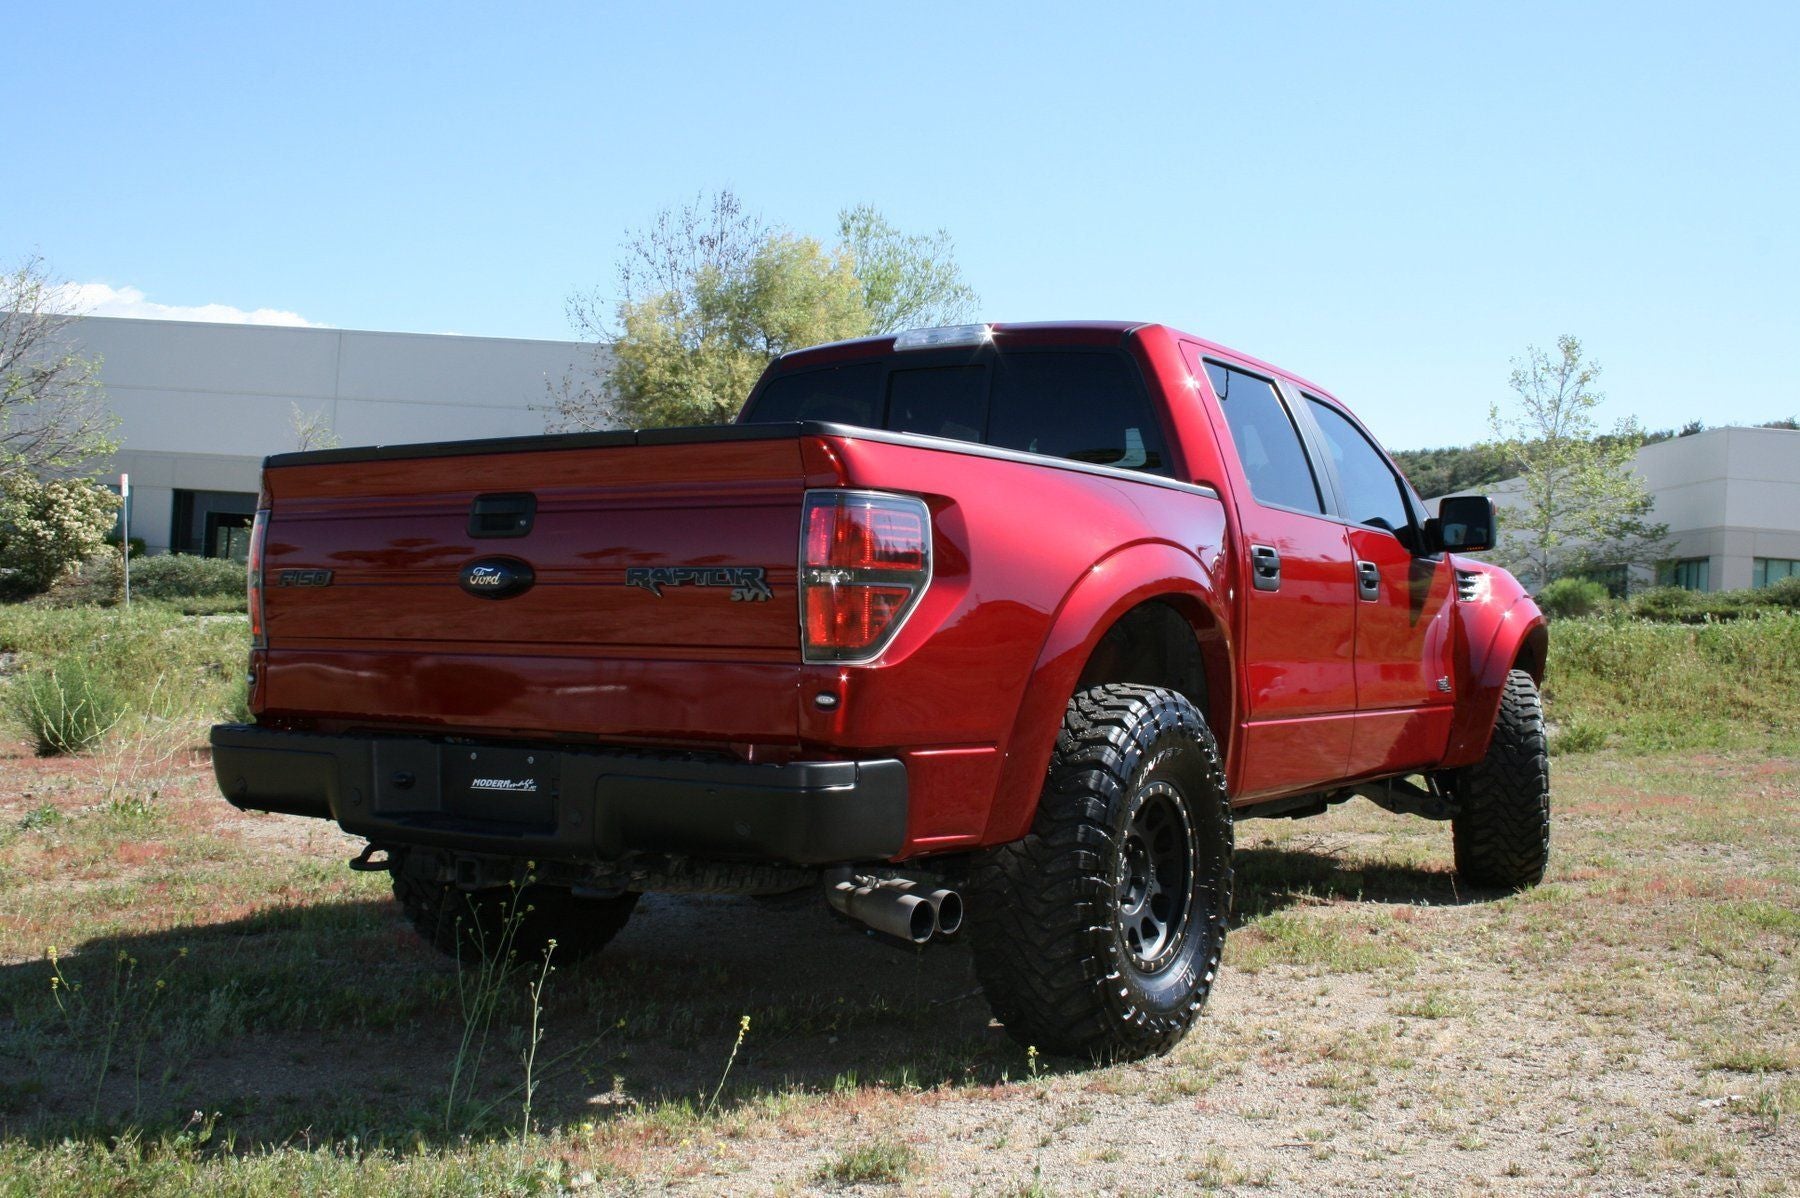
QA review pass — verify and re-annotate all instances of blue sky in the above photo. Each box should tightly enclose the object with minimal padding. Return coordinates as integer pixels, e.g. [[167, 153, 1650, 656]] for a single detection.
[[7, 1, 1796, 448]]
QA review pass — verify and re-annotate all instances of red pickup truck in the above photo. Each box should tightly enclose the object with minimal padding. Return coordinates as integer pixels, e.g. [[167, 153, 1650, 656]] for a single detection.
[[212, 321, 1548, 1060]]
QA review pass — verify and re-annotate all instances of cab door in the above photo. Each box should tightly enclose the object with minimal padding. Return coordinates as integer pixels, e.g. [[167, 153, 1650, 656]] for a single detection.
[[1290, 389, 1457, 777], [1183, 347, 1359, 801]]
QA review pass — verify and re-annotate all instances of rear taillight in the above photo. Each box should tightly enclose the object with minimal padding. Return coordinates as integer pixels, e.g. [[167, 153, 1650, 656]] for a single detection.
[[248, 509, 269, 648], [800, 491, 931, 663]]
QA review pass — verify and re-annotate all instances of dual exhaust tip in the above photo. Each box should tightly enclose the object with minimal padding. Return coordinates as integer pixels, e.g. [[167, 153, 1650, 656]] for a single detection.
[[825, 869, 962, 945]]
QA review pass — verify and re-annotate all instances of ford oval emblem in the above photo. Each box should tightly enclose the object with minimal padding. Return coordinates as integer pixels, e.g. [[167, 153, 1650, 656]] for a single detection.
[[459, 557, 535, 599]]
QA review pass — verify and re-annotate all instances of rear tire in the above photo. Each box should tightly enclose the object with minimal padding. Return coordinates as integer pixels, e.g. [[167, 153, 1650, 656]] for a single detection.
[[392, 859, 638, 965], [966, 684, 1232, 1061], [1451, 669, 1551, 890]]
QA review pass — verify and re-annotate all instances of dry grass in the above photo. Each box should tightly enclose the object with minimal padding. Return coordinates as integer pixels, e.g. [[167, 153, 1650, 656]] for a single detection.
[[0, 743, 1792, 1194], [0, 605, 1793, 1193]]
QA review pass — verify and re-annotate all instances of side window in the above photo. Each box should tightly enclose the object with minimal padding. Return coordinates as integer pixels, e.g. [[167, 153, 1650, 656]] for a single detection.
[[1204, 362, 1324, 513], [987, 352, 1167, 473], [1304, 398, 1412, 534], [746, 362, 885, 425]]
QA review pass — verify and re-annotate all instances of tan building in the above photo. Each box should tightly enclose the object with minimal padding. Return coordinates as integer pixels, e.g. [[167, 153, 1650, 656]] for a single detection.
[[66, 316, 606, 557]]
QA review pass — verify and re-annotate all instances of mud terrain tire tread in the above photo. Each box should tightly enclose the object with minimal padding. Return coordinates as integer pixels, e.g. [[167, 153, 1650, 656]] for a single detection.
[[1452, 668, 1551, 890], [966, 683, 1232, 1061]]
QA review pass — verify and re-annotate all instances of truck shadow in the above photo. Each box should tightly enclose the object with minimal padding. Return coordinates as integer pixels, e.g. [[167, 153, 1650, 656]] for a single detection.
[[0, 847, 1479, 1147], [1233, 842, 1495, 920], [0, 891, 1013, 1148]]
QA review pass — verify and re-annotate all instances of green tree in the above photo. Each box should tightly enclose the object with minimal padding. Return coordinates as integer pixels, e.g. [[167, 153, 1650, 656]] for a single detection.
[[604, 233, 867, 427], [0, 256, 121, 596], [837, 204, 977, 333], [553, 191, 979, 430], [1389, 442, 1514, 499], [1486, 335, 1668, 589], [2, 256, 117, 480]]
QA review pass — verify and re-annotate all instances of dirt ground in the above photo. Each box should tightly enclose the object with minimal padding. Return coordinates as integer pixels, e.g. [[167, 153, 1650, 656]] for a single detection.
[[0, 744, 1794, 1196]]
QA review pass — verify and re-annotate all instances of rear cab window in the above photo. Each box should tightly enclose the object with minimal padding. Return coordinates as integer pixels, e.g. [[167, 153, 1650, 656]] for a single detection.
[[742, 348, 1170, 476]]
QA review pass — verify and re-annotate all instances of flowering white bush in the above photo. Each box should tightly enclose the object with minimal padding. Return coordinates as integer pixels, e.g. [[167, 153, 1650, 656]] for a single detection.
[[0, 475, 120, 598]]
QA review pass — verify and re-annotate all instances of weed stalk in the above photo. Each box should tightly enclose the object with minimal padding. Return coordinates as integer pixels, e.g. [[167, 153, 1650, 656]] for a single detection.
[[706, 1014, 752, 1117]]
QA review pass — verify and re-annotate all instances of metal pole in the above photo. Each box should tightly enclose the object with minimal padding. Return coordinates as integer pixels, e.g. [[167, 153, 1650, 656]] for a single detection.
[[120, 473, 131, 608]]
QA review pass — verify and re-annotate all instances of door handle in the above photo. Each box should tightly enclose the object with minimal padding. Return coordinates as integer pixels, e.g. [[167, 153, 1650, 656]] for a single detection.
[[1250, 544, 1281, 592], [1356, 559, 1381, 601]]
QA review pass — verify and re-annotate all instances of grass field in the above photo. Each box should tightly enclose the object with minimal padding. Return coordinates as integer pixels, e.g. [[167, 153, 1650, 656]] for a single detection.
[[2, 747, 1793, 1195], [0, 609, 1795, 1194], [1544, 613, 1800, 755]]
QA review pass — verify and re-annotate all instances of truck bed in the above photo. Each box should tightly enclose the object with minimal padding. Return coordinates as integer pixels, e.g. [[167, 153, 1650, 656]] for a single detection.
[[249, 415, 1232, 854]]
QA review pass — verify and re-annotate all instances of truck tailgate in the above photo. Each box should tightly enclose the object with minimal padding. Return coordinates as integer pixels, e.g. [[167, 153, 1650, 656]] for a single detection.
[[256, 431, 807, 743]]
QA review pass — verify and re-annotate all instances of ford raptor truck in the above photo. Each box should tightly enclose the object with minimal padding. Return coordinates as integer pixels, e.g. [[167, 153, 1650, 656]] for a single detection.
[[211, 321, 1549, 1060]]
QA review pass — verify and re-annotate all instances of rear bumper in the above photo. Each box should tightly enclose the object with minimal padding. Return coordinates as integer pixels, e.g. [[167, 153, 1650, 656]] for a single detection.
[[209, 725, 908, 865]]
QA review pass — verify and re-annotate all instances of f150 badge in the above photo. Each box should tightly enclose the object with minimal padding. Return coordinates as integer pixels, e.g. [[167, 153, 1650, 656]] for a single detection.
[[626, 566, 772, 602]]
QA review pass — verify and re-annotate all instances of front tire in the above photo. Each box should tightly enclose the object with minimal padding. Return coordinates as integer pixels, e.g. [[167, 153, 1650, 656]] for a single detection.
[[1451, 669, 1551, 889], [966, 684, 1232, 1061]]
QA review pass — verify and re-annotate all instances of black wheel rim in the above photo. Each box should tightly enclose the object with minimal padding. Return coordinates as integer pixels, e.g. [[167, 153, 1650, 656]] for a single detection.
[[1115, 780, 1197, 974]]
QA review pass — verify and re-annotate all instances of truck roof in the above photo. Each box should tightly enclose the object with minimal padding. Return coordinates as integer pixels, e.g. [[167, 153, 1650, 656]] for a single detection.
[[774, 321, 1341, 404]]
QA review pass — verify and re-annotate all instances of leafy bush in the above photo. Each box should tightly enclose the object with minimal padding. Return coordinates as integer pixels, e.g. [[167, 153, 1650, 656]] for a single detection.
[[1630, 586, 1699, 621], [38, 551, 248, 611], [0, 606, 250, 744], [76, 552, 247, 603], [1748, 575, 1800, 610], [1537, 577, 1609, 620], [34, 549, 124, 607], [1627, 578, 1800, 623], [8, 653, 128, 754], [1547, 611, 1800, 753], [0, 476, 120, 599], [118, 553, 246, 601]]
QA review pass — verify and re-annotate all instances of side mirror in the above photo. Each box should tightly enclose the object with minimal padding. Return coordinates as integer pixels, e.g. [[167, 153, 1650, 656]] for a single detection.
[[1428, 495, 1496, 553]]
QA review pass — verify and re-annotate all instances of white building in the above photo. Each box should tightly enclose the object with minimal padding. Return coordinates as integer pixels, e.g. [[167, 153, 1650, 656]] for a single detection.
[[65, 316, 605, 557], [1632, 427, 1800, 591], [1444, 426, 1800, 592]]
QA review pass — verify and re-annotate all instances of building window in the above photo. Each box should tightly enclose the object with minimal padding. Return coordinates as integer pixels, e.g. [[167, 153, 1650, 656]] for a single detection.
[[1657, 557, 1711, 592], [171, 489, 259, 559], [207, 512, 254, 561], [1754, 557, 1800, 588], [1576, 563, 1630, 598]]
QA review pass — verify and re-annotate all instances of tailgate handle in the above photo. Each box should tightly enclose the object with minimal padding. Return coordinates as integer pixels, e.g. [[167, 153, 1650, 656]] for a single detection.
[[468, 493, 536, 538]]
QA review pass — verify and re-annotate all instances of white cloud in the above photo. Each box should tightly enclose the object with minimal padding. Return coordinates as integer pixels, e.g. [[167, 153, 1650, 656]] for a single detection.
[[52, 282, 324, 328]]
